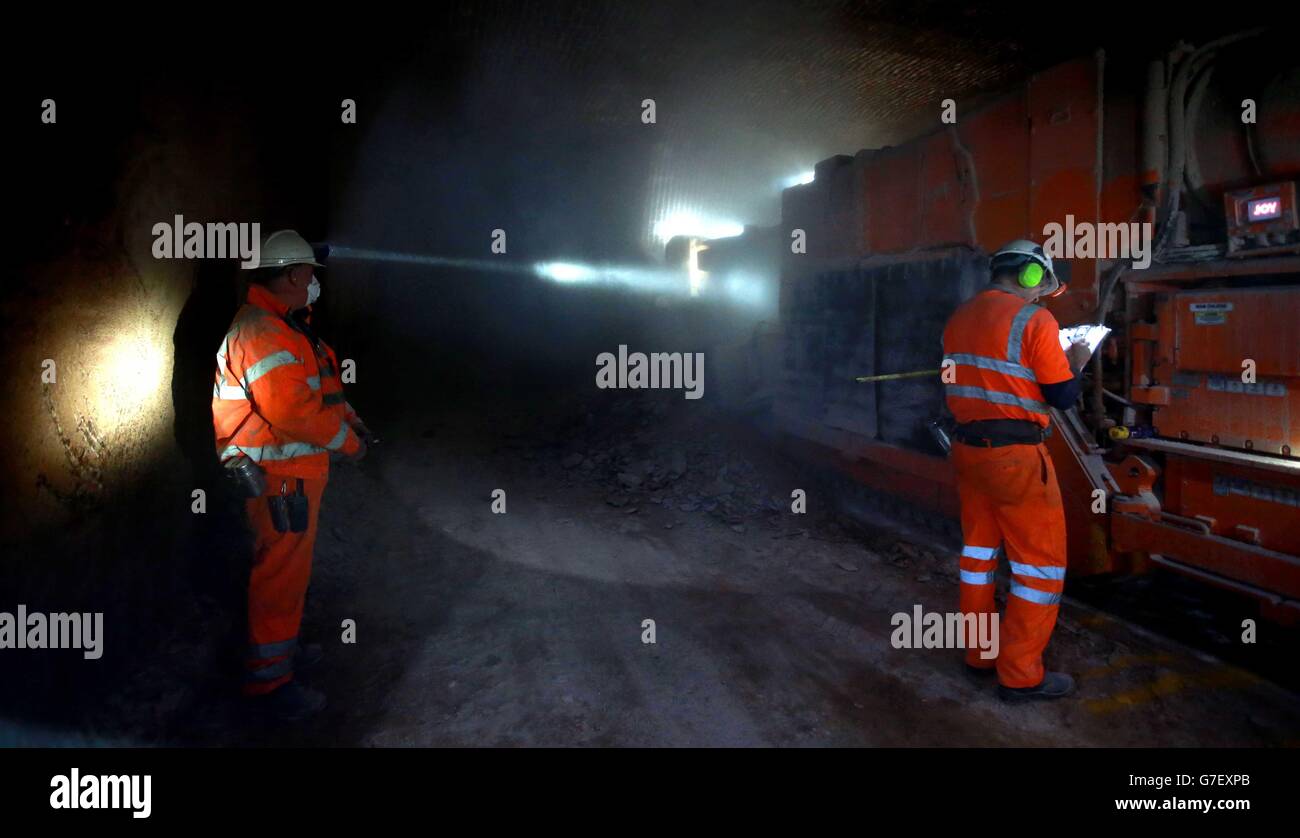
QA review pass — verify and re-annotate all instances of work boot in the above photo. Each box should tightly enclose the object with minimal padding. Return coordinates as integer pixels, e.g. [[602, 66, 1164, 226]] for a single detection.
[[295, 643, 324, 670], [254, 682, 327, 721], [998, 672, 1075, 703]]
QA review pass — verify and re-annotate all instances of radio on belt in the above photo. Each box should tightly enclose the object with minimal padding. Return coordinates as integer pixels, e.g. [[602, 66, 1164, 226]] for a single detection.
[[1224, 181, 1300, 257]]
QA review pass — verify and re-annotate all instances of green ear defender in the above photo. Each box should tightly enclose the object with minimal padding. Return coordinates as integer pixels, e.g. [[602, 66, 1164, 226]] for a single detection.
[[1019, 261, 1044, 288]]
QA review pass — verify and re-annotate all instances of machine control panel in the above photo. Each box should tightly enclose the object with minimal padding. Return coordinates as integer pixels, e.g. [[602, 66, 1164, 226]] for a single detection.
[[1225, 181, 1299, 256]]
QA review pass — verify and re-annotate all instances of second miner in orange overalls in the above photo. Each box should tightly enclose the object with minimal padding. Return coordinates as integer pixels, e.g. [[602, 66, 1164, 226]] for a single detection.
[[941, 239, 1093, 702]]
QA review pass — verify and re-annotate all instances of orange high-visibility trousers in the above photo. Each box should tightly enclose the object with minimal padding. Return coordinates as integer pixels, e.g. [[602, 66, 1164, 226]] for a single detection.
[[242, 474, 327, 696], [952, 441, 1067, 688]]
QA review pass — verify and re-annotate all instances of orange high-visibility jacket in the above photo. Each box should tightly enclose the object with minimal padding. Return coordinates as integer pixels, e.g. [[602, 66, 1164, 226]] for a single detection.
[[213, 285, 361, 479], [941, 289, 1073, 427], [300, 306, 361, 428]]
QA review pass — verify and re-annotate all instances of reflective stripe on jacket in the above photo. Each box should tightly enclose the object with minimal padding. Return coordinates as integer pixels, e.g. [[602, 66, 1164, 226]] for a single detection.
[[941, 289, 1073, 428], [213, 285, 360, 479]]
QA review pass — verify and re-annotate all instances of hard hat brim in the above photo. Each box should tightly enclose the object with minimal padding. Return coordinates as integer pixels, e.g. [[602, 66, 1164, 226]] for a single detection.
[[251, 258, 325, 269]]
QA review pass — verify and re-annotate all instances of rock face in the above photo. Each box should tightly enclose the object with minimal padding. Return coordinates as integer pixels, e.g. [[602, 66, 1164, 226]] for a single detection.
[[6, 83, 327, 735]]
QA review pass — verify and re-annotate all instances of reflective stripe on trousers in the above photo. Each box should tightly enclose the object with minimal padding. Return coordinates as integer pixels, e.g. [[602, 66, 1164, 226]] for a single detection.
[[952, 441, 1067, 688], [959, 544, 999, 586], [1009, 583, 1062, 605], [243, 476, 327, 696], [251, 637, 298, 660], [246, 655, 294, 683]]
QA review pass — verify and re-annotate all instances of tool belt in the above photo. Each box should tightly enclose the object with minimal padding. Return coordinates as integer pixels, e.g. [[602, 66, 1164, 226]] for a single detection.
[[953, 419, 1051, 448]]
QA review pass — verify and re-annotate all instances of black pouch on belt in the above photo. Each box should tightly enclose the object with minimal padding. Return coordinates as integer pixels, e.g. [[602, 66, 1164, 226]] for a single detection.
[[223, 453, 267, 499], [268, 479, 310, 533]]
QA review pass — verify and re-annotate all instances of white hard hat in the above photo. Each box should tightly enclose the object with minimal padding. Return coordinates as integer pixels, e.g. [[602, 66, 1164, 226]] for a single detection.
[[248, 229, 323, 270], [989, 238, 1065, 296], [990, 239, 1054, 277]]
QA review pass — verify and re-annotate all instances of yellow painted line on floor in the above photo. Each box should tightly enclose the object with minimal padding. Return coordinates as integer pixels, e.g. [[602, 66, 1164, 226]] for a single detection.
[[1085, 667, 1259, 716], [1077, 653, 1178, 681]]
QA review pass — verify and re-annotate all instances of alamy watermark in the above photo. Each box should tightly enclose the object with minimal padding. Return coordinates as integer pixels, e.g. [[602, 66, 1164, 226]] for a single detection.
[[596, 345, 704, 400], [890, 605, 998, 660], [1043, 215, 1152, 270], [50, 769, 150, 819], [0, 605, 103, 659], [151, 215, 260, 268]]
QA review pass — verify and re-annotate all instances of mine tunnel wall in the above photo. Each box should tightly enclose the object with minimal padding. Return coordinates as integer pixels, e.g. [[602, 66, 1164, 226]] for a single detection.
[[777, 252, 984, 453], [2, 89, 330, 716]]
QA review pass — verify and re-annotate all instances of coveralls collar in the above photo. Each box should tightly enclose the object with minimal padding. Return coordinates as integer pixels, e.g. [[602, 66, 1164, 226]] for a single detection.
[[247, 283, 295, 319]]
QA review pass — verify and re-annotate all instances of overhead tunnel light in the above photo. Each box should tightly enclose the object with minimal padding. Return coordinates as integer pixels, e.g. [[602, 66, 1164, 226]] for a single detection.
[[652, 212, 744, 243]]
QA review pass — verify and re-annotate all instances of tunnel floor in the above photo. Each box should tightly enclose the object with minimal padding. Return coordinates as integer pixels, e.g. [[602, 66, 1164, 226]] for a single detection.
[[35, 392, 1300, 747]]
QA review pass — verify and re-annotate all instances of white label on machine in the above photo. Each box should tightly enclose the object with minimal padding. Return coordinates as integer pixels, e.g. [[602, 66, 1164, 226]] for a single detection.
[[1190, 301, 1233, 325], [1207, 376, 1287, 397], [1058, 324, 1111, 354]]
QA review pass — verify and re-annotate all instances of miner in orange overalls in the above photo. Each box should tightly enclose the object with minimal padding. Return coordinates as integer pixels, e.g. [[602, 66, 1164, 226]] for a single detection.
[[212, 230, 369, 720], [942, 240, 1092, 702]]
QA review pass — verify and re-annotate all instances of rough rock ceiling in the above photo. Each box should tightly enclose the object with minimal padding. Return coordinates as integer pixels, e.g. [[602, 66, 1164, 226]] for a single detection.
[[23, 2, 1240, 260], [367, 0, 1198, 255]]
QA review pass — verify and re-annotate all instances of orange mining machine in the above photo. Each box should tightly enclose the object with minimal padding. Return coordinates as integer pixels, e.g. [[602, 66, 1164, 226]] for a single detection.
[[768, 37, 1300, 621]]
